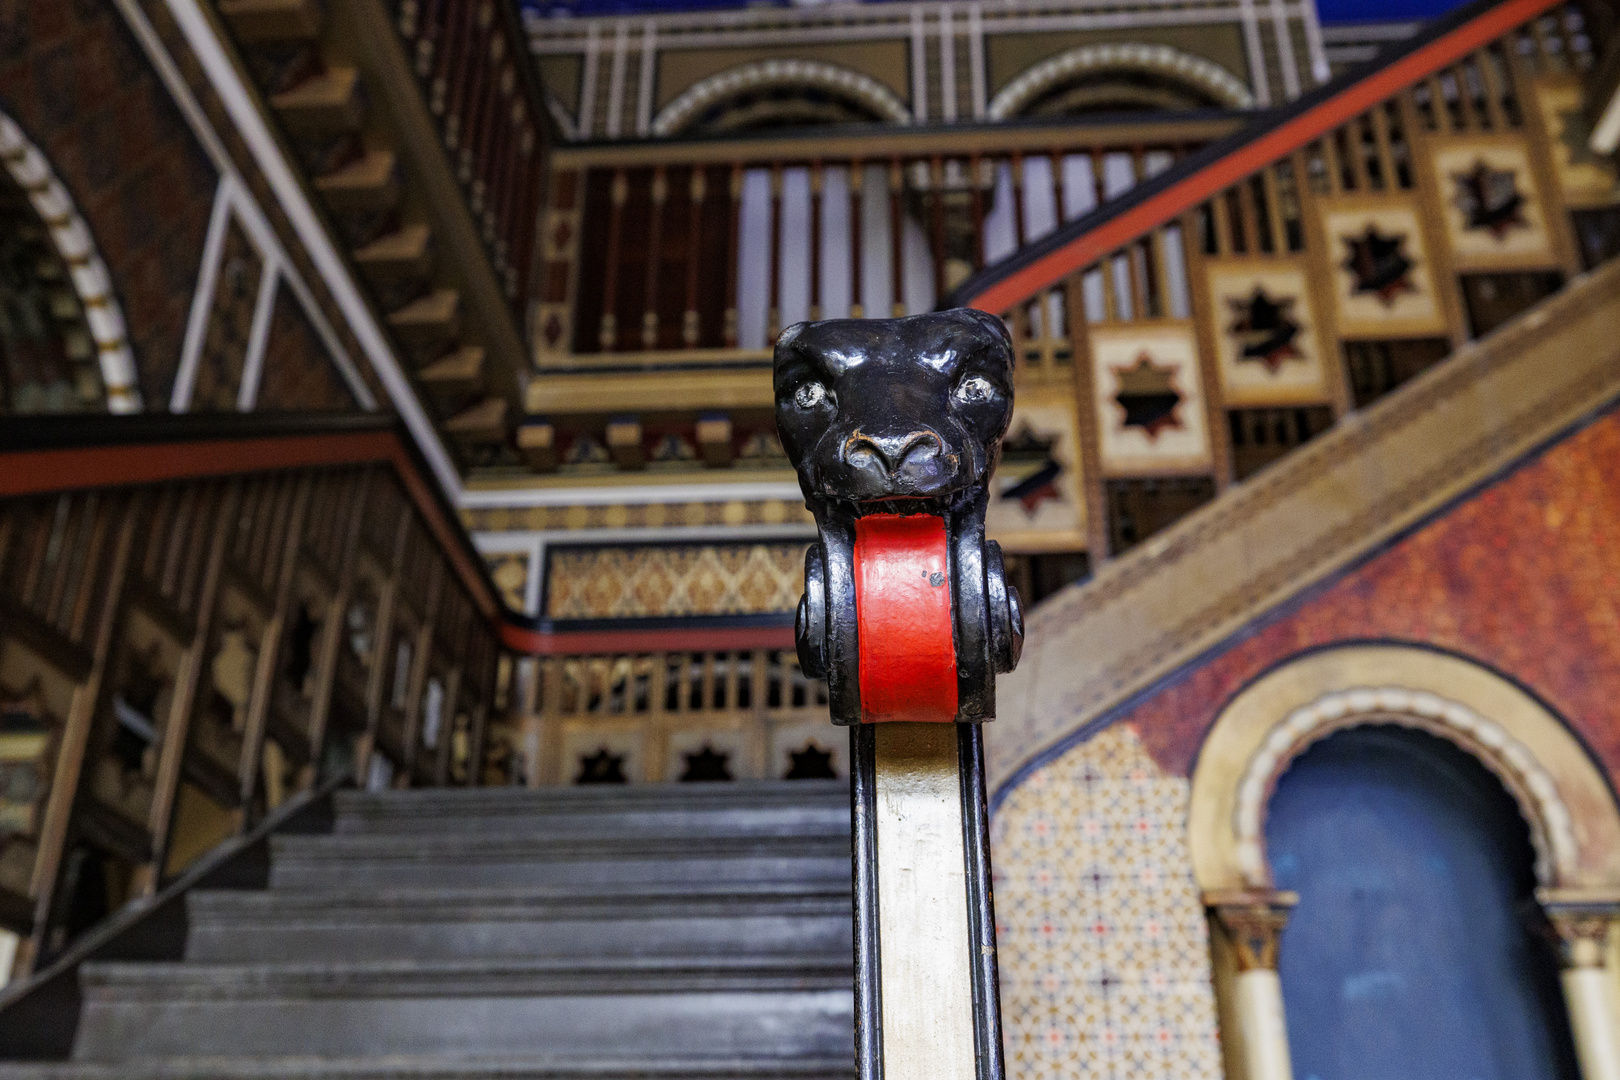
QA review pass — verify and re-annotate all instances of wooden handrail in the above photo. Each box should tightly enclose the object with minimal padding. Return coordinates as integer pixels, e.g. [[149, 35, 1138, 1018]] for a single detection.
[[946, 0, 1569, 314], [0, 414, 801, 658]]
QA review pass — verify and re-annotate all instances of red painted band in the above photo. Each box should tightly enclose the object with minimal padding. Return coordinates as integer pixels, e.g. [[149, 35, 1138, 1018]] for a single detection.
[[853, 514, 959, 723], [964, 0, 1563, 314]]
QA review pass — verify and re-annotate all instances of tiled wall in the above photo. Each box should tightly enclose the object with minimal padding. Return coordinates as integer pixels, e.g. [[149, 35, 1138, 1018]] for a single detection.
[[994, 725, 1222, 1079]]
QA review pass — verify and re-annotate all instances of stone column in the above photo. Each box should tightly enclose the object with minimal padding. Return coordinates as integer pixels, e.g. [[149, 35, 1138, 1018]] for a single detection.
[[1541, 891, 1620, 1080], [1208, 890, 1299, 1080]]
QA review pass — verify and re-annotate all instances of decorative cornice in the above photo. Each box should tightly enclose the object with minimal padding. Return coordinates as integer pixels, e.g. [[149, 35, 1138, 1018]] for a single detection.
[[989, 253, 1620, 797], [0, 113, 141, 414], [987, 43, 1255, 119]]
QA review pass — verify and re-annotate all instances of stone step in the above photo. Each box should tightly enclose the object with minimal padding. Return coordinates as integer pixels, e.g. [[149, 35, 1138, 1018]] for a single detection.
[[71, 958, 853, 1061], [184, 883, 852, 963], [331, 781, 850, 838], [0, 1056, 857, 1079], [268, 833, 850, 890]]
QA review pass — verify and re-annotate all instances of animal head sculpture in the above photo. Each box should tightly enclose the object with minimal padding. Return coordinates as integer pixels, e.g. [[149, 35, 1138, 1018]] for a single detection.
[[774, 310, 1023, 724], [773, 308, 1016, 514]]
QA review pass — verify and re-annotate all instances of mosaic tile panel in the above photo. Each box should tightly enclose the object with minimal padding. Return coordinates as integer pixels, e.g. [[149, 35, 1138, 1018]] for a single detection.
[[462, 498, 814, 534], [993, 724, 1222, 1080], [545, 542, 808, 619]]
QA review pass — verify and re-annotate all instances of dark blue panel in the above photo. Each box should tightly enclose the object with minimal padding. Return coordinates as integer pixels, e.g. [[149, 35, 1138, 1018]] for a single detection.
[[1266, 726, 1577, 1080]]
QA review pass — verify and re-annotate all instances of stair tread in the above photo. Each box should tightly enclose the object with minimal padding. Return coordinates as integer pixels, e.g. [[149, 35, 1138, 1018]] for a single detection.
[[190, 881, 852, 913], [271, 68, 359, 109], [316, 150, 397, 189], [355, 223, 432, 263], [80, 955, 854, 998], [0, 1055, 856, 1079]]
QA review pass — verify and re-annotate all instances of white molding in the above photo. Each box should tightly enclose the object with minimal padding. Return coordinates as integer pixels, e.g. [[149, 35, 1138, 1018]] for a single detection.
[[1237, 0, 1272, 107], [0, 110, 142, 413], [1267, 0, 1301, 99], [911, 8, 929, 124], [460, 479, 804, 509], [143, 0, 460, 493], [968, 4, 987, 120], [171, 175, 236, 412], [635, 20, 657, 137], [605, 20, 630, 139], [1299, 0, 1331, 84], [112, 0, 376, 416], [236, 257, 282, 410]]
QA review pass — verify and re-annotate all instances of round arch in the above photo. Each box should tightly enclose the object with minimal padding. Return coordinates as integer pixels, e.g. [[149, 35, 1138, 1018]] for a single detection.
[[987, 43, 1255, 120], [0, 111, 140, 412], [1188, 643, 1620, 893], [650, 59, 912, 137]]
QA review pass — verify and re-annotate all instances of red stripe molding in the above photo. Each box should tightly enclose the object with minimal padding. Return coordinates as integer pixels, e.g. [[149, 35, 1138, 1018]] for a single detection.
[[962, 0, 1565, 315]]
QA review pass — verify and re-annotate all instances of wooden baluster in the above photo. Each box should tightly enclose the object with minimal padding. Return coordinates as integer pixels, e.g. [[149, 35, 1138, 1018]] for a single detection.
[[888, 158, 905, 317], [1100, 248, 1122, 322], [1236, 179, 1264, 255], [768, 164, 784, 344], [850, 160, 865, 318], [642, 165, 666, 349], [434, 0, 477, 130], [929, 156, 947, 302], [683, 168, 705, 347], [599, 169, 628, 352], [725, 164, 742, 348], [1126, 242, 1150, 323], [1427, 74, 1454, 133], [810, 162, 824, 321], [1475, 48, 1511, 130], [1050, 149, 1066, 223], [1010, 153, 1027, 248], [1260, 166, 1290, 254], [970, 154, 986, 268]]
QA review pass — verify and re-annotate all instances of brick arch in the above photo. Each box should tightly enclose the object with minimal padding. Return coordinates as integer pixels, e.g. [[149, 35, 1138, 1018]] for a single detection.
[[1187, 644, 1620, 893], [987, 43, 1255, 120], [651, 59, 912, 137], [0, 110, 140, 412]]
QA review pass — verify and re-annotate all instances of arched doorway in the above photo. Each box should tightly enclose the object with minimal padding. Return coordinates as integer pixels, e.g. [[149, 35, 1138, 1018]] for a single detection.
[[1266, 724, 1578, 1079], [1187, 644, 1620, 1080]]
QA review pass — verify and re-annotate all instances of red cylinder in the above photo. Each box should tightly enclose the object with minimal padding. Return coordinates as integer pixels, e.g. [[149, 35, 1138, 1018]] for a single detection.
[[853, 513, 959, 723]]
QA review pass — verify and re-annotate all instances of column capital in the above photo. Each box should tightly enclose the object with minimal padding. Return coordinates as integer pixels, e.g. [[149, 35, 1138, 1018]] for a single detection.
[[1206, 889, 1299, 972], [1538, 888, 1620, 969]]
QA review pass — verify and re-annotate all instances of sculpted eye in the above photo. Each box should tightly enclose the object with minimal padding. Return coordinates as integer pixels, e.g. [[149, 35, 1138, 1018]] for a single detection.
[[955, 374, 996, 404], [794, 381, 828, 409]]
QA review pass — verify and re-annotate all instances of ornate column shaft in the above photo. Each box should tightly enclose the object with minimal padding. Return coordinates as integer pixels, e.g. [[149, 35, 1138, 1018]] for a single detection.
[[1208, 890, 1299, 1080], [1541, 891, 1620, 1080]]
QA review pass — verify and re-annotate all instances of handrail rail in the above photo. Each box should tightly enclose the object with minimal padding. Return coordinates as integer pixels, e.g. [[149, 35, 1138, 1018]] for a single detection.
[[0, 414, 801, 658], [945, 0, 1568, 314]]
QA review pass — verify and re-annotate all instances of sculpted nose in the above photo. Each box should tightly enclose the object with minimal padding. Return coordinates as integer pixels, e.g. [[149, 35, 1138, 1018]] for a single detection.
[[842, 429, 942, 476]]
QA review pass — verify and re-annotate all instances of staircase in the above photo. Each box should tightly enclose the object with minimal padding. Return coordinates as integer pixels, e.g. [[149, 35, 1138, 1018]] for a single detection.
[[0, 783, 857, 1079]]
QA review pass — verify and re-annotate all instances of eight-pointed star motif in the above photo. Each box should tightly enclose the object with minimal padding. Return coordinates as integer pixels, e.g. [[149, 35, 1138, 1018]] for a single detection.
[[1226, 286, 1305, 373], [680, 744, 733, 782], [785, 743, 837, 780], [998, 422, 1066, 517], [576, 747, 627, 784], [1341, 225, 1419, 306], [1112, 354, 1184, 441], [1450, 158, 1528, 239]]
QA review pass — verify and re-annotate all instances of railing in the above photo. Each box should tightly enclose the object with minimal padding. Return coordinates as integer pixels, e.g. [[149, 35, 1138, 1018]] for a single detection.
[[534, 115, 1243, 368], [514, 647, 837, 786], [0, 415, 504, 976], [943, 0, 1612, 558], [391, 0, 548, 304]]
